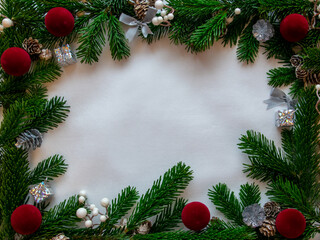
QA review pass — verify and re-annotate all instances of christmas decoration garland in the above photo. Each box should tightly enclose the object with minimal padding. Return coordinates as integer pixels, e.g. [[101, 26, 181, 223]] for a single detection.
[[1, 0, 320, 239]]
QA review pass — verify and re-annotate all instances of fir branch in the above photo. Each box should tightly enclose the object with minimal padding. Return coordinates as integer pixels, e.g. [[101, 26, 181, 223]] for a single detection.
[[28, 155, 68, 185], [222, 15, 250, 47], [144, 25, 170, 44], [189, 12, 227, 52], [239, 130, 295, 183], [208, 183, 243, 226], [236, 18, 260, 63], [151, 198, 187, 233], [267, 67, 296, 87], [77, 11, 109, 64], [127, 162, 193, 230], [239, 183, 261, 208], [30, 96, 70, 133], [107, 15, 130, 61], [302, 47, 320, 73], [26, 60, 62, 84], [29, 195, 82, 239]]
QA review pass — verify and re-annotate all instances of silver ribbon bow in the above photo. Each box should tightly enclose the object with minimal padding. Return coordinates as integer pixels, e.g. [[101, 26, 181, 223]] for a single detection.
[[119, 8, 157, 42], [263, 88, 296, 110]]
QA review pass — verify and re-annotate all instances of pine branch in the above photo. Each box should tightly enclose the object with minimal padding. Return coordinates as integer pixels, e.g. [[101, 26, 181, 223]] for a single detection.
[[107, 15, 130, 61], [77, 11, 109, 64], [239, 130, 295, 183], [144, 25, 170, 44], [267, 67, 296, 87], [29, 195, 82, 239], [236, 18, 260, 63], [188, 12, 227, 52], [28, 155, 68, 185], [239, 183, 261, 209], [302, 48, 320, 73], [222, 15, 250, 47], [127, 162, 193, 230], [208, 183, 243, 226], [151, 198, 187, 233]]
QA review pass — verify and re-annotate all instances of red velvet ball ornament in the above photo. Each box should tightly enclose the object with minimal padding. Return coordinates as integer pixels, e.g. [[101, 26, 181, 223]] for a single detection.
[[11, 204, 42, 235], [181, 201, 210, 231], [1, 47, 31, 76], [280, 14, 309, 42], [276, 208, 306, 239], [45, 7, 75, 37]]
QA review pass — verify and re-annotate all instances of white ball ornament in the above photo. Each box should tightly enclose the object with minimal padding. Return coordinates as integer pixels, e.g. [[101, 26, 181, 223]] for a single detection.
[[2, 18, 13, 28], [161, 10, 167, 17], [317, 5, 320, 12], [76, 208, 87, 219], [157, 16, 164, 23], [164, 16, 168, 21], [167, 13, 174, 20], [155, 0, 164, 9], [85, 220, 93, 228], [100, 215, 107, 222], [90, 204, 96, 210], [316, 84, 320, 91], [78, 196, 86, 204], [100, 198, 110, 207], [79, 190, 86, 197], [92, 208, 99, 216], [234, 8, 241, 15], [152, 17, 160, 26], [0, 25, 4, 32]]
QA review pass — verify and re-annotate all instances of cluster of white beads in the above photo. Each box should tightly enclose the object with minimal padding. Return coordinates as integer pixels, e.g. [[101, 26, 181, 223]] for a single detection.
[[152, 0, 174, 26], [76, 190, 110, 228], [0, 18, 13, 32]]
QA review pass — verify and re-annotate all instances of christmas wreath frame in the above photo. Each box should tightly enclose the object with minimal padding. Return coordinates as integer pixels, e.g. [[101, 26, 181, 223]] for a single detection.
[[1, 0, 320, 239]]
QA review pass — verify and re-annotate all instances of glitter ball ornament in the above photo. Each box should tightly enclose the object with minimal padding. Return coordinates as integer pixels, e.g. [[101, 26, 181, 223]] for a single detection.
[[29, 181, 52, 203], [252, 19, 274, 42], [181, 202, 210, 231], [280, 14, 309, 42], [242, 203, 265, 228], [276, 109, 295, 127], [45, 7, 75, 37], [276, 209, 306, 239], [1, 47, 31, 76], [11, 205, 42, 235]]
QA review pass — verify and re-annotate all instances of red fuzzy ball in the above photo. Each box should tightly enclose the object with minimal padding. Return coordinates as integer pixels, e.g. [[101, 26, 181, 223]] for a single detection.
[[1, 47, 31, 76], [11, 204, 42, 235], [181, 201, 210, 231], [276, 208, 306, 239], [45, 7, 75, 37], [280, 14, 309, 42]]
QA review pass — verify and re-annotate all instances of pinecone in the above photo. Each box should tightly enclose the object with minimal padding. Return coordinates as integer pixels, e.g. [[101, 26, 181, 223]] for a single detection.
[[15, 129, 43, 150], [135, 220, 152, 235], [290, 55, 303, 67], [264, 202, 281, 218], [134, 0, 149, 20], [259, 218, 276, 237], [51, 234, 69, 240], [295, 67, 308, 80], [22, 37, 42, 56], [295, 67, 320, 84]]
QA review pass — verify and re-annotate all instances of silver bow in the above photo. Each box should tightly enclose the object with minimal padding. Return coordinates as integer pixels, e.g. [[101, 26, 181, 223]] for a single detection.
[[119, 8, 157, 42], [263, 88, 296, 110]]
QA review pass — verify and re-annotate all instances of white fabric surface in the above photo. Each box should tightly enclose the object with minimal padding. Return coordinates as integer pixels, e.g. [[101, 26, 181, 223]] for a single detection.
[[31, 38, 283, 222]]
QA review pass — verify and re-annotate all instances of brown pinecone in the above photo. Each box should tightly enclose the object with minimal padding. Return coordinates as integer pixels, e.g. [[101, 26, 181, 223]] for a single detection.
[[51, 234, 70, 240], [304, 71, 320, 84], [290, 55, 303, 67], [295, 67, 308, 80], [264, 202, 281, 218], [134, 0, 149, 20], [22, 37, 42, 55], [259, 218, 276, 237]]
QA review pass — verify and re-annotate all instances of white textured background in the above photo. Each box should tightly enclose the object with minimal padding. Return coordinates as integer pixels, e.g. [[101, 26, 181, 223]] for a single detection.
[[31, 38, 283, 224]]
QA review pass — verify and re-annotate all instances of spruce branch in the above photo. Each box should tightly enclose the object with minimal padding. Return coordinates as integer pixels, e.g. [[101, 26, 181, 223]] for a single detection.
[[208, 183, 243, 226], [189, 12, 227, 52], [151, 198, 187, 233], [239, 183, 261, 209], [302, 48, 320, 73], [127, 162, 193, 230], [28, 155, 68, 185], [236, 18, 260, 63], [107, 15, 130, 61], [267, 67, 296, 87], [77, 11, 109, 64], [239, 130, 295, 183]]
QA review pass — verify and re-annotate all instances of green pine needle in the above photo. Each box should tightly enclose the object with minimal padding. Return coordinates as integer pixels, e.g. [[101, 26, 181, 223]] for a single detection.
[[239, 183, 261, 209]]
